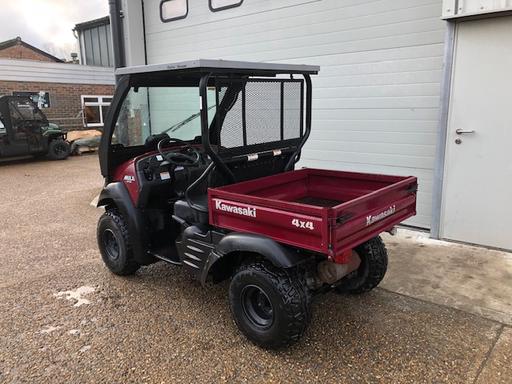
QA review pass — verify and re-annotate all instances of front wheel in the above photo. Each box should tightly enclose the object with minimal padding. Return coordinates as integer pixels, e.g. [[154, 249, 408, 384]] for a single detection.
[[229, 262, 311, 349], [48, 139, 70, 160], [97, 209, 140, 276], [335, 236, 388, 294]]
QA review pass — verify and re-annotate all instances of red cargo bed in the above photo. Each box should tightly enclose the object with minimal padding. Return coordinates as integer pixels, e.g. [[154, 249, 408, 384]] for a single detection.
[[208, 168, 417, 263]]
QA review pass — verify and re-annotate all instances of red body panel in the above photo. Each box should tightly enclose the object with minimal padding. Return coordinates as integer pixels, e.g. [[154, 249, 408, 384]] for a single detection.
[[113, 158, 139, 204], [208, 168, 417, 264], [112, 144, 208, 205]]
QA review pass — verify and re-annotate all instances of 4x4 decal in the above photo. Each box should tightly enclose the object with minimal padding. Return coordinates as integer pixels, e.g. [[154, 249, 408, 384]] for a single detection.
[[292, 218, 315, 230]]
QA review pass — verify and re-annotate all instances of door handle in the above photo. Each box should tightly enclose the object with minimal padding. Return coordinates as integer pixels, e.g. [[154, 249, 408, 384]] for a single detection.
[[456, 129, 476, 135]]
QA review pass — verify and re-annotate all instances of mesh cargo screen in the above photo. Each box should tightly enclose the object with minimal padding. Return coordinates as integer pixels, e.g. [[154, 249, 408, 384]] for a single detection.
[[215, 78, 304, 156]]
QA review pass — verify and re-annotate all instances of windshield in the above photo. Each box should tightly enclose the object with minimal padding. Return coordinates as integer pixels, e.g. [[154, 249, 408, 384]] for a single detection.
[[113, 86, 216, 147], [10, 99, 46, 122]]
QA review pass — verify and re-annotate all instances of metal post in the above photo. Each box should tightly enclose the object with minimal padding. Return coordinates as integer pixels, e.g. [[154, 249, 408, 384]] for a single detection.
[[199, 74, 235, 182], [285, 74, 312, 170], [430, 21, 456, 239]]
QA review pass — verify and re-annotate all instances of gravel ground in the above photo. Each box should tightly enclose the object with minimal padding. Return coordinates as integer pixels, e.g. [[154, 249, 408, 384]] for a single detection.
[[0, 155, 508, 383]]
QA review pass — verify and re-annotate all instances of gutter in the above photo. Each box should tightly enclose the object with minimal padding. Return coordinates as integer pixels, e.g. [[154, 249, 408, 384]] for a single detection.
[[109, 0, 126, 70], [141, 0, 148, 65]]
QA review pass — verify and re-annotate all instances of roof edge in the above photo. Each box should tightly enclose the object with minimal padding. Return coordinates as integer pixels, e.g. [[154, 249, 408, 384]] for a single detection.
[[115, 59, 320, 76], [0, 37, 63, 63], [74, 16, 111, 31]]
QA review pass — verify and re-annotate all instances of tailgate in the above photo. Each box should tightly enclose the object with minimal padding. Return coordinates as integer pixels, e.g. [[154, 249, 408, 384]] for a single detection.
[[329, 176, 417, 263]]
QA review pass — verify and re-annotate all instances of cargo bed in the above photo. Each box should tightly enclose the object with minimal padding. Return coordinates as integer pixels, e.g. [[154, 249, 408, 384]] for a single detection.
[[208, 168, 417, 263]]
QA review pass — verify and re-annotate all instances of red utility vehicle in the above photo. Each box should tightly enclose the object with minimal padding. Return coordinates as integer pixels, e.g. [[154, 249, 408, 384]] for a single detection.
[[97, 60, 417, 349]]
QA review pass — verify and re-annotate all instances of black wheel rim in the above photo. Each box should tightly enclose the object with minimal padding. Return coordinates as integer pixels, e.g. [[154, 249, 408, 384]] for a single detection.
[[102, 229, 120, 260], [241, 285, 274, 329], [54, 144, 66, 155]]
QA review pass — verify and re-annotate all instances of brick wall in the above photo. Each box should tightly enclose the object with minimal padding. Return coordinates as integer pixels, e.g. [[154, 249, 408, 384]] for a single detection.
[[0, 80, 115, 131], [0, 45, 56, 62]]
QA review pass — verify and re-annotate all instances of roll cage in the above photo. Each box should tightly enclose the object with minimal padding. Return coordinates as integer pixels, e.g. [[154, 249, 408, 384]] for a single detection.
[[99, 59, 319, 181]]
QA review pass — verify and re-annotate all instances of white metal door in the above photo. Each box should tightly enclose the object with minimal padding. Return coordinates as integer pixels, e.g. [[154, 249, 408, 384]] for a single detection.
[[441, 16, 512, 250]]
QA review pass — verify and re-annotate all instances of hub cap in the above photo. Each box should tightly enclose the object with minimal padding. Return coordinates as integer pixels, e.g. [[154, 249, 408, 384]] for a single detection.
[[241, 285, 274, 328], [102, 229, 120, 260]]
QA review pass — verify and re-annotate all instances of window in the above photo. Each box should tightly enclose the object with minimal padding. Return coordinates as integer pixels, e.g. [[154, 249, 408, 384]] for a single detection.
[[82, 96, 112, 128], [209, 0, 243, 12], [113, 86, 216, 148], [7, 99, 46, 140], [0, 112, 5, 136], [9, 99, 46, 122], [160, 0, 188, 22], [13, 91, 51, 108]]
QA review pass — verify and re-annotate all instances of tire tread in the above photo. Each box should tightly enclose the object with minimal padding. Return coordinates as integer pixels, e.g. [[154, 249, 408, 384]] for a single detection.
[[350, 236, 388, 294], [98, 208, 140, 275], [47, 139, 70, 160], [230, 262, 311, 349]]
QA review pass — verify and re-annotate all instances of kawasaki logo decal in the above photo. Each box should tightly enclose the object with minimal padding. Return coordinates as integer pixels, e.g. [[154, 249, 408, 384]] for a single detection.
[[215, 200, 257, 218], [366, 205, 396, 226]]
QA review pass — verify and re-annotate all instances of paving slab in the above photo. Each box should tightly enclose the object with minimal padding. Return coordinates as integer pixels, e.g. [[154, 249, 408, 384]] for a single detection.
[[382, 229, 512, 325], [476, 326, 512, 384]]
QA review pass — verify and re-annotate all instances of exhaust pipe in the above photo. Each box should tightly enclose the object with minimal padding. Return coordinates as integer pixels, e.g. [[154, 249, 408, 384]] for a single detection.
[[317, 251, 361, 285], [387, 226, 398, 236]]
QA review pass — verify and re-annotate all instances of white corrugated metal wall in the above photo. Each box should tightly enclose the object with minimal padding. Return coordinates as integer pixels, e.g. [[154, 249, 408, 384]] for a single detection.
[[135, 0, 446, 228], [0, 59, 115, 85]]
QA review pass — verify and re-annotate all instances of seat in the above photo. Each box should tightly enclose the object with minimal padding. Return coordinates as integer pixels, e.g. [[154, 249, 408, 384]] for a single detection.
[[173, 195, 209, 224]]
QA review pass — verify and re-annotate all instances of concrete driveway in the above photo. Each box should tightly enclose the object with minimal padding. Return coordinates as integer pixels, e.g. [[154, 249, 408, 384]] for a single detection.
[[0, 155, 511, 384]]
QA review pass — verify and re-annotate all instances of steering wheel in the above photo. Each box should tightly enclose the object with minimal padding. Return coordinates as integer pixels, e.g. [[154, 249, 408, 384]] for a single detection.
[[157, 137, 201, 167]]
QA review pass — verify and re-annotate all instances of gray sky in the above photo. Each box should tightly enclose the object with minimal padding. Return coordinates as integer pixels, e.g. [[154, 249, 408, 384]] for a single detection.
[[0, 0, 109, 60]]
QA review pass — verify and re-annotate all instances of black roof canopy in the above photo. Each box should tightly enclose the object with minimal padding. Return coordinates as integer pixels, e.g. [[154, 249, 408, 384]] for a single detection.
[[116, 59, 320, 79]]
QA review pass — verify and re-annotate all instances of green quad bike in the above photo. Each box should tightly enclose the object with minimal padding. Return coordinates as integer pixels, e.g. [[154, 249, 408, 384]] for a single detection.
[[0, 95, 70, 161]]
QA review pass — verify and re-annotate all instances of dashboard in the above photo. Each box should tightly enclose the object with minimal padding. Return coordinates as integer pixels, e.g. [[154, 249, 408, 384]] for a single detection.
[[134, 146, 210, 206]]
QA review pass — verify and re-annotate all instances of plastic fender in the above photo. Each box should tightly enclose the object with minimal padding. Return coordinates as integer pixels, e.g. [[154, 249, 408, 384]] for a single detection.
[[97, 182, 153, 265], [42, 125, 65, 138], [200, 232, 308, 286]]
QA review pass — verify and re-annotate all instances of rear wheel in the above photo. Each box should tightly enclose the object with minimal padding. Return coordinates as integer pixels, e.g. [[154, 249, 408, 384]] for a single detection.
[[97, 209, 140, 276], [229, 262, 311, 349], [48, 139, 70, 160], [335, 236, 388, 294]]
